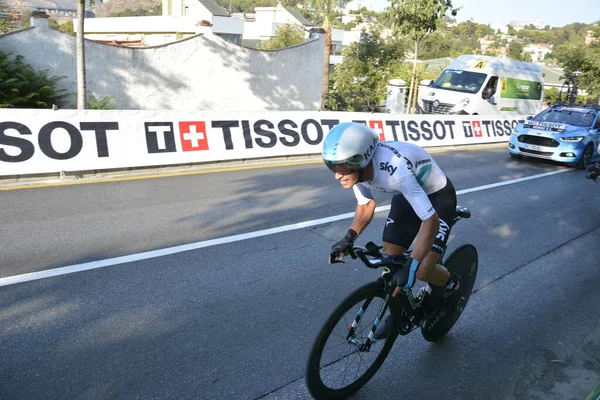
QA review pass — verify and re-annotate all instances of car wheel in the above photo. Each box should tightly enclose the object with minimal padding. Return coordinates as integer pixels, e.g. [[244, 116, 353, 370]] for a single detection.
[[509, 153, 522, 159], [576, 143, 594, 170]]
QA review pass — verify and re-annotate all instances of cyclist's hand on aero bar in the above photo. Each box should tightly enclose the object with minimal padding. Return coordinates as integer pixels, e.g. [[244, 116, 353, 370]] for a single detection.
[[329, 229, 358, 264]]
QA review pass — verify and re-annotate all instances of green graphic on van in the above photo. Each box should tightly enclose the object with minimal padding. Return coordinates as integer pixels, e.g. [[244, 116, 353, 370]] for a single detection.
[[501, 78, 542, 100]]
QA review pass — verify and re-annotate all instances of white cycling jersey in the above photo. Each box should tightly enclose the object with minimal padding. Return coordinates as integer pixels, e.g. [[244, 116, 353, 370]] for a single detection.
[[353, 141, 448, 220]]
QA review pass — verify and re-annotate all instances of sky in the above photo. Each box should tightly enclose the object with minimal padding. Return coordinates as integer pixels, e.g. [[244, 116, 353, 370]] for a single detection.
[[364, 0, 599, 27]]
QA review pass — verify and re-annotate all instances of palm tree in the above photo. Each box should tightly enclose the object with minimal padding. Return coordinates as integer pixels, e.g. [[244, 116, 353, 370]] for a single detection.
[[311, 0, 348, 108], [76, 0, 94, 109]]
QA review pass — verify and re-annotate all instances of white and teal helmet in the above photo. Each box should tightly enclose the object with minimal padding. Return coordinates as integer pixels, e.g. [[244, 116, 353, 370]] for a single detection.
[[322, 122, 379, 172]]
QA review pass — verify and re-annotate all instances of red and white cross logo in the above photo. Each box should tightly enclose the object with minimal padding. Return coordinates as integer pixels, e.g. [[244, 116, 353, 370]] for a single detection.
[[368, 120, 386, 141], [179, 122, 209, 151], [471, 121, 483, 137]]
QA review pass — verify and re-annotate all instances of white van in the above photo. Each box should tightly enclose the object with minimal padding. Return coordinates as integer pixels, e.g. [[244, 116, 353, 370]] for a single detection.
[[417, 55, 544, 116]]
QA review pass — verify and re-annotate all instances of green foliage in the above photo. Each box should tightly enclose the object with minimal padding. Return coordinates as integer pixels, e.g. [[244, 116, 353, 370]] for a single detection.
[[549, 25, 600, 99], [0, 51, 71, 108], [331, 30, 414, 110], [388, 0, 458, 42], [343, 21, 357, 30], [514, 22, 595, 47], [258, 24, 305, 50], [49, 19, 75, 36], [507, 41, 531, 62], [108, 5, 162, 17], [213, 0, 277, 13], [0, 6, 30, 33], [85, 92, 117, 109], [551, 44, 589, 72], [418, 31, 452, 59]]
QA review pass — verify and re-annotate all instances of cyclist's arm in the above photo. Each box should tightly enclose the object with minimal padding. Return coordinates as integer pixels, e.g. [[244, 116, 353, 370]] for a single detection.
[[350, 200, 376, 235], [411, 213, 439, 262], [351, 184, 376, 236]]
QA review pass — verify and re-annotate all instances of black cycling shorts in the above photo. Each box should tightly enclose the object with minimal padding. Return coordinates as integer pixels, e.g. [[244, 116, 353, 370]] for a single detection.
[[382, 178, 457, 255]]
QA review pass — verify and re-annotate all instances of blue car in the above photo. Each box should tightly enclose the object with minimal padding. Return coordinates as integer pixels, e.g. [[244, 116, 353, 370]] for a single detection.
[[508, 105, 600, 169]]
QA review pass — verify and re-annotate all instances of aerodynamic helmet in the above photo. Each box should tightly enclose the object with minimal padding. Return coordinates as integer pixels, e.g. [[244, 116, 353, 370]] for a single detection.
[[321, 122, 379, 172]]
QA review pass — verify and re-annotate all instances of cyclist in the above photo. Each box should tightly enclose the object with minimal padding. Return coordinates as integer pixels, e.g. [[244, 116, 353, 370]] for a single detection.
[[322, 122, 461, 336]]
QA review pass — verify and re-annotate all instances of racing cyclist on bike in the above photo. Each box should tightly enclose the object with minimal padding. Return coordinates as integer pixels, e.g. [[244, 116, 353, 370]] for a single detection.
[[322, 122, 461, 336]]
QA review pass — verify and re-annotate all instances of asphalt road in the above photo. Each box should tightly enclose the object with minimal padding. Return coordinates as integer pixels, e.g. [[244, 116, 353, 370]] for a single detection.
[[1, 148, 599, 400]]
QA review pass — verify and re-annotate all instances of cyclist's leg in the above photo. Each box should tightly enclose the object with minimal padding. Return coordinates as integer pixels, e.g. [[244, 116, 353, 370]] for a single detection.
[[381, 193, 420, 256], [382, 194, 449, 285], [416, 178, 459, 290], [382, 178, 457, 287], [375, 194, 420, 338]]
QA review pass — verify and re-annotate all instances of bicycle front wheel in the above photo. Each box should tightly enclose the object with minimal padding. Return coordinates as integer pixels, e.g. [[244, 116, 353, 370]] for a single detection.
[[306, 281, 399, 399]]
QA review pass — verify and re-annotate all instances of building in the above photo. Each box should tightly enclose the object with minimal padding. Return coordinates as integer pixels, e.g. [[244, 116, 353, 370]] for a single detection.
[[479, 36, 495, 53], [240, 2, 316, 48], [510, 19, 544, 31], [329, 23, 392, 67], [489, 24, 508, 35], [585, 30, 599, 45], [523, 43, 553, 64], [76, 0, 244, 46], [343, 0, 374, 14]]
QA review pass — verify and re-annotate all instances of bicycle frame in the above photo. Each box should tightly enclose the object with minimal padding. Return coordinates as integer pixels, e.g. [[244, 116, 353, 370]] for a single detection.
[[345, 208, 471, 343]]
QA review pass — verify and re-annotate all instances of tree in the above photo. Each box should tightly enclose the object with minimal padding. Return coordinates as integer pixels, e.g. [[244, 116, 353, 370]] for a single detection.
[[310, 0, 349, 108], [108, 5, 162, 17], [0, 1, 30, 33], [507, 41, 524, 60], [259, 23, 305, 50], [552, 39, 600, 100], [0, 51, 71, 108], [213, 0, 276, 14], [77, 0, 94, 109], [419, 31, 452, 59], [387, 0, 458, 113], [49, 19, 75, 35], [331, 30, 411, 111]]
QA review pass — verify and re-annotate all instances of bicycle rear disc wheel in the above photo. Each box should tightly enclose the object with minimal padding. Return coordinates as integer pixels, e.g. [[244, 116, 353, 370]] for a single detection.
[[421, 244, 478, 342], [306, 281, 398, 399]]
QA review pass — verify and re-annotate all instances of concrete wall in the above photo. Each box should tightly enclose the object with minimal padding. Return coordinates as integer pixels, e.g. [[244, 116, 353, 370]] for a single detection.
[[0, 17, 324, 111]]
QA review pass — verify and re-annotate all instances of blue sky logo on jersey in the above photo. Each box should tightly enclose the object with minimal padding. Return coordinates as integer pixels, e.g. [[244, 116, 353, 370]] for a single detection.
[[380, 162, 397, 175]]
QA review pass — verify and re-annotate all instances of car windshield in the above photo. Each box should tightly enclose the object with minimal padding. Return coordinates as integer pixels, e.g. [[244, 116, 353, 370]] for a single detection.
[[431, 70, 487, 94], [532, 109, 596, 127]]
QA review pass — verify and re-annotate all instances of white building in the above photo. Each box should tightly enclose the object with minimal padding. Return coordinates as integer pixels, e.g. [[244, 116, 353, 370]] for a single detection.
[[523, 43, 553, 63], [76, 0, 244, 46], [329, 24, 392, 66], [490, 24, 508, 35], [343, 0, 374, 14], [510, 19, 545, 31], [240, 1, 316, 48]]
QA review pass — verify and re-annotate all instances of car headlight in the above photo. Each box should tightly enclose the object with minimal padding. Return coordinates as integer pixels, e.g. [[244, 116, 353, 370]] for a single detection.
[[561, 136, 584, 142], [511, 129, 520, 135], [451, 98, 470, 113]]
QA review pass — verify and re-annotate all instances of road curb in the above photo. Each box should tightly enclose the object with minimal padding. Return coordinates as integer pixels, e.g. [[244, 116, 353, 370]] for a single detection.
[[0, 142, 509, 190]]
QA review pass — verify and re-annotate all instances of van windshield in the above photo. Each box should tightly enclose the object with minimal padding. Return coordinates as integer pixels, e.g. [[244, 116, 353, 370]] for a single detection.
[[431, 69, 487, 94]]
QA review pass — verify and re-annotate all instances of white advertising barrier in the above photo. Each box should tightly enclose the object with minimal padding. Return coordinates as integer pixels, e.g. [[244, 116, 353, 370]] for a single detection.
[[0, 109, 526, 176]]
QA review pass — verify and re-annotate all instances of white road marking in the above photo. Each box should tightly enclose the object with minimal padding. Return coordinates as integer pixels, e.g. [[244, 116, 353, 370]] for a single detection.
[[0, 169, 571, 287]]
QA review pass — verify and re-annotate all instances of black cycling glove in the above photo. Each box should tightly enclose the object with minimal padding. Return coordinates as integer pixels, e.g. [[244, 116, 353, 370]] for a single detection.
[[330, 229, 358, 259]]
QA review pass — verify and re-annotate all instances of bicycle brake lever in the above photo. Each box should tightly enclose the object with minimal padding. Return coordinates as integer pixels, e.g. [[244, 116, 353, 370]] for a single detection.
[[348, 247, 358, 259]]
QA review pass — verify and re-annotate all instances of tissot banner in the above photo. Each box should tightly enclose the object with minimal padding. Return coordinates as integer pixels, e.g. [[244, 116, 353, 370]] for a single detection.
[[0, 110, 525, 176]]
